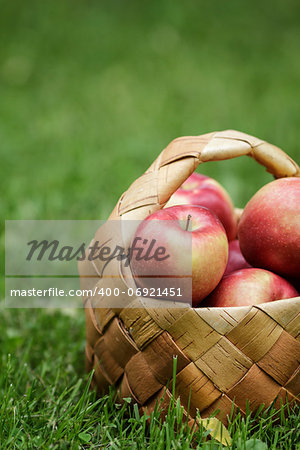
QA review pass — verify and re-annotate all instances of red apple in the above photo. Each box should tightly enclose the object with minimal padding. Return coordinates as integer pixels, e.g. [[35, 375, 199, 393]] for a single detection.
[[224, 239, 251, 276], [238, 178, 300, 278], [166, 173, 237, 241], [203, 268, 299, 308], [130, 205, 228, 306]]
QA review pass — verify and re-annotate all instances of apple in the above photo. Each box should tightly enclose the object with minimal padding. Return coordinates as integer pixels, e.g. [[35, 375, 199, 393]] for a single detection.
[[130, 205, 228, 306], [203, 268, 299, 308], [166, 173, 237, 241], [224, 239, 251, 276], [238, 177, 300, 279]]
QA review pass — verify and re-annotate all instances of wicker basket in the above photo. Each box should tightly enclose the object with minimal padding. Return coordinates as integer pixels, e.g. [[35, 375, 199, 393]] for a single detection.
[[79, 130, 300, 425]]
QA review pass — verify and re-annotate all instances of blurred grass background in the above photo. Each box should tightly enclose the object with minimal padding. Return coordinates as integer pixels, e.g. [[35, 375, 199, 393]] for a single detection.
[[1, 0, 300, 224], [0, 1, 300, 445]]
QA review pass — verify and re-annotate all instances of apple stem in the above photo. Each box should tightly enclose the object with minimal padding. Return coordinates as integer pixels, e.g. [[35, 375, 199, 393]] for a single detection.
[[186, 214, 192, 231]]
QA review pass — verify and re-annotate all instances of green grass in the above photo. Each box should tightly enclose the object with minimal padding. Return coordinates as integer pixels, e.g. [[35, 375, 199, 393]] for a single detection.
[[1, 0, 300, 223], [1, 0, 300, 447], [1, 305, 299, 448]]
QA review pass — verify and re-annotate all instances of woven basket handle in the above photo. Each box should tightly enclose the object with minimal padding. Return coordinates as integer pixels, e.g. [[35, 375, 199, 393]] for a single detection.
[[113, 130, 299, 221]]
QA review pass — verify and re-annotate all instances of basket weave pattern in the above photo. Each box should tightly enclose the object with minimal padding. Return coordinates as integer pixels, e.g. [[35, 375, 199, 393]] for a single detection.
[[80, 130, 300, 423]]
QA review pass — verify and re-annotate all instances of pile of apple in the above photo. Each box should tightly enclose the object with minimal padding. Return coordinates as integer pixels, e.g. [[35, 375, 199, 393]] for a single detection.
[[130, 173, 300, 307]]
